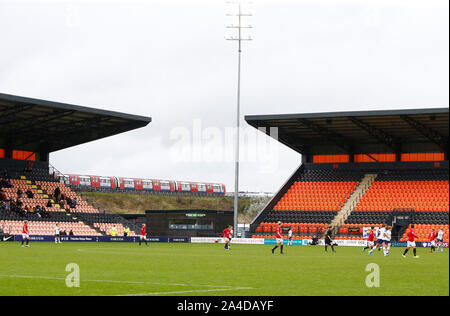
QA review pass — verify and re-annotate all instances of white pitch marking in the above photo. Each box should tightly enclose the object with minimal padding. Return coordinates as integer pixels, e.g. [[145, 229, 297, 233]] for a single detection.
[[115, 287, 255, 296], [0, 274, 239, 289]]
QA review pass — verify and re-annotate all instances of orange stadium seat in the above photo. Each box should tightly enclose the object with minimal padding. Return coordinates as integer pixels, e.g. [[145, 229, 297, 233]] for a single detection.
[[274, 181, 359, 211], [355, 181, 449, 212]]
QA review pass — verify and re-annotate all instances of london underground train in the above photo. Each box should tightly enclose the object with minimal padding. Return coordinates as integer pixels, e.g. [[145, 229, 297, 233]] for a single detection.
[[62, 174, 226, 195]]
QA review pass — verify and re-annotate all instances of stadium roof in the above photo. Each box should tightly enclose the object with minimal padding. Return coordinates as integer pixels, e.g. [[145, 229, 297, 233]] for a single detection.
[[0, 93, 152, 155], [245, 108, 449, 158]]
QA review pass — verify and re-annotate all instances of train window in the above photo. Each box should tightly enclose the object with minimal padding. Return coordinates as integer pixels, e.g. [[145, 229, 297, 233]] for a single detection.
[[182, 183, 190, 189], [143, 180, 153, 188]]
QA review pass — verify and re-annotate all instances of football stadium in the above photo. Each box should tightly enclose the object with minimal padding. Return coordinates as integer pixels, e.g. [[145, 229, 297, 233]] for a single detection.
[[0, 93, 448, 297], [1, 0, 449, 302]]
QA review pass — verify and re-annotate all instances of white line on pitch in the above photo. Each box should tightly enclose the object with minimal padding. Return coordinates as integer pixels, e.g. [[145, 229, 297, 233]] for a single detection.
[[115, 287, 255, 296], [0, 274, 237, 288]]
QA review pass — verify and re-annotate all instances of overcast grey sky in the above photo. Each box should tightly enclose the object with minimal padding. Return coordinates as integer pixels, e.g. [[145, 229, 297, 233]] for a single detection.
[[1, 0, 448, 193]]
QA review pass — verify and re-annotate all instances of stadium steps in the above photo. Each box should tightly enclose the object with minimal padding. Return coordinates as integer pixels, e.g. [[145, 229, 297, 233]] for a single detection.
[[329, 173, 378, 235]]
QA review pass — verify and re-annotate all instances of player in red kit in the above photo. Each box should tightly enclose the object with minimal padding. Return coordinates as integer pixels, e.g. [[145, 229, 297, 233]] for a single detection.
[[403, 224, 419, 258], [272, 221, 284, 254], [219, 225, 232, 250], [363, 227, 375, 253], [429, 228, 437, 253], [139, 224, 149, 247], [21, 220, 30, 248]]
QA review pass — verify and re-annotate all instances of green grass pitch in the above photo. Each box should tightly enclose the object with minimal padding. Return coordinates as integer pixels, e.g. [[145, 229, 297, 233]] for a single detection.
[[0, 242, 448, 296]]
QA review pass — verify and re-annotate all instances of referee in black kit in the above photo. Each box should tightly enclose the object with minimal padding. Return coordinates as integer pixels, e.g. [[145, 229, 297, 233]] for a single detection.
[[324, 226, 336, 253]]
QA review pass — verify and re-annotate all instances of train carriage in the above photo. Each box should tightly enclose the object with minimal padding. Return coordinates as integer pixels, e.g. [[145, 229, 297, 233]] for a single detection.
[[63, 174, 225, 196], [190, 182, 198, 193], [90, 176, 101, 188], [160, 180, 176, 192], [213, 183, 224, 194], [118, 177, 135, 190], [177, 181, 191, 193], [99, 176, 116, 189], [152, 179, 161, 191], [206, 184, 213, 194], [134, 179, 144, 190], [198, 183, 207, 194], [142, 179, 153, 191]]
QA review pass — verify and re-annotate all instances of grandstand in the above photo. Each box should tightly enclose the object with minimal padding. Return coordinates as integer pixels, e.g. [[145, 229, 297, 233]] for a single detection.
[[0, 93, 151, 237], [246, 108, 449, 242]]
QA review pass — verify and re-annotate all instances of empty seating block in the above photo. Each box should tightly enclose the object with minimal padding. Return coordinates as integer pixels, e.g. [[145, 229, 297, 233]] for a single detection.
[[274, 181, 358, 211], [355, 181, 449, 212]]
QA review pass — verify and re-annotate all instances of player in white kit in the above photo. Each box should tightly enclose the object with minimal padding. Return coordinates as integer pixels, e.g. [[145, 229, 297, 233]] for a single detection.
[[383, 226, 392, 257], [55, 224, 61, 244], [287, 228, 293, 246], [369, 224, 387, 256], [437, 227, 445, 253]]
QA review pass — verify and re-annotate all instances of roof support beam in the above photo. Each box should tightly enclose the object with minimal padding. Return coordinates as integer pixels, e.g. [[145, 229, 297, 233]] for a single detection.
[[278, 127, 309, 154], [0, 109, 76, 135], [347, 117, 399, 152], [0, 104, 35, 124], [252, 124, 309, 154], [400, 115, 449, 153], [297, 118, 353, 153], [11, 116, 115, 148]]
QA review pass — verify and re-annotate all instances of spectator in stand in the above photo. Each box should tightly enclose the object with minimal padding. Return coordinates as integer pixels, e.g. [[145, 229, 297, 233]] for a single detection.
[[1, 200, 10, 212], [59, 199, 65, 209], [0, 178, 12, 188], [124, 226, 130, 237], [16, 199, 23, 209], [73, 197, 78, 208], [34, 205, 41, 218], [66, 196, 72, 204], [25, 190, 34, 199], [69, 230, 74, 236], [0, 189, 7, 201], [17, 189, 24, 199], [54, 187, 61, 202], [11, 199, 25, 217], [46, 200, 53, 208], [5, 179, 12, 188], [41, 206, 50, 218]]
